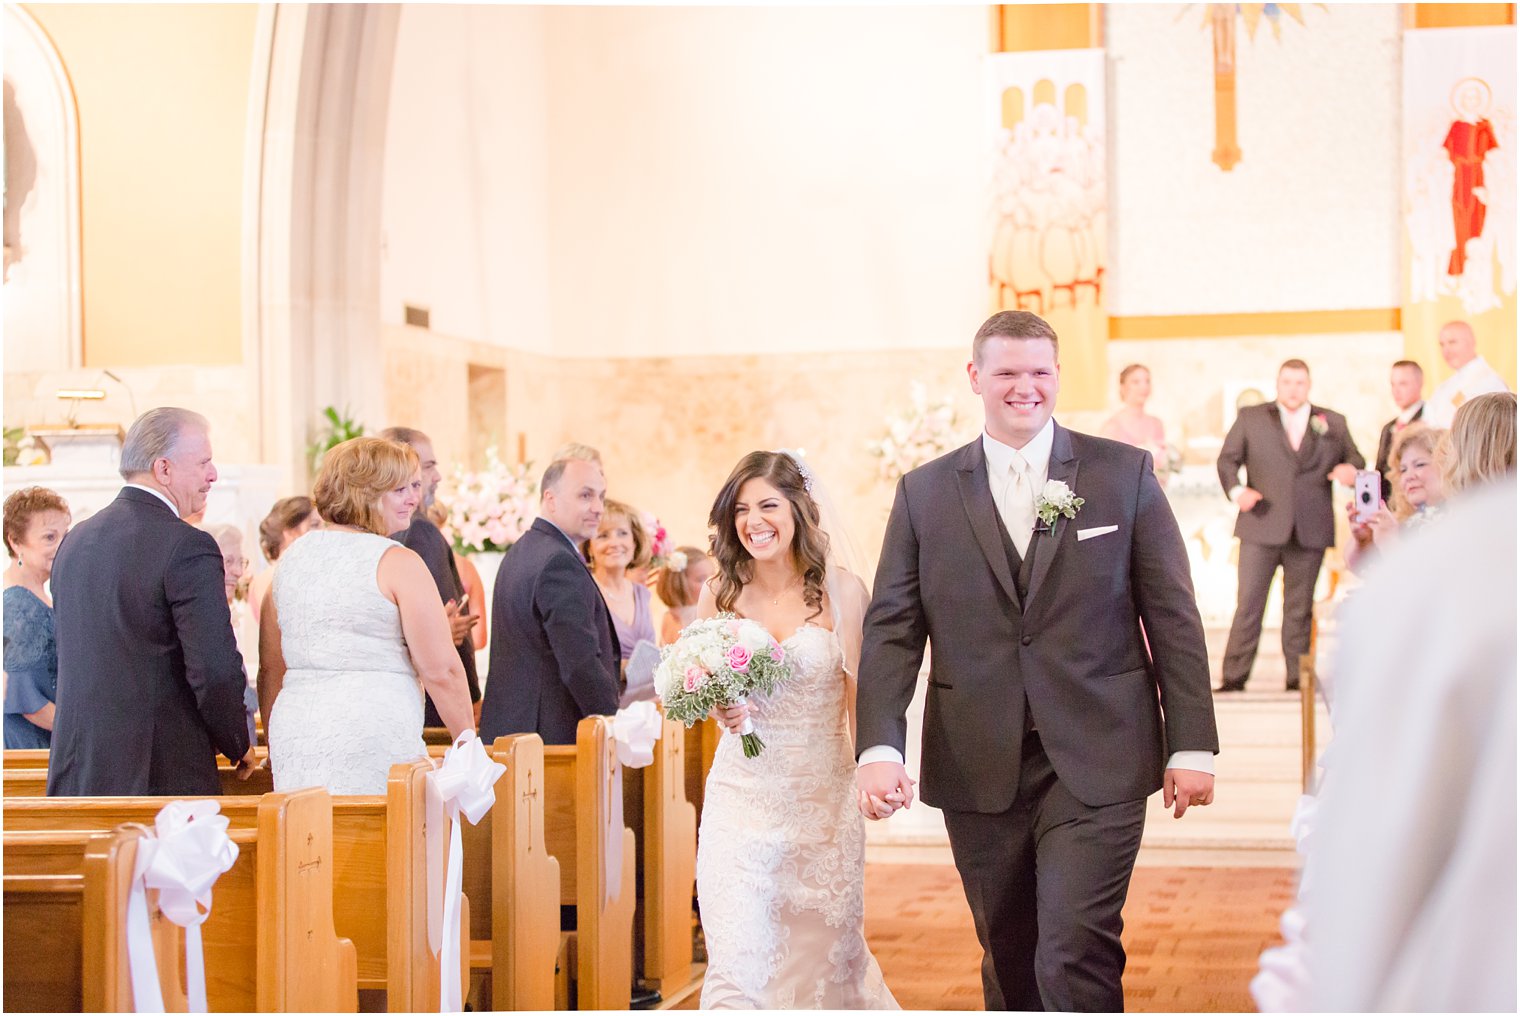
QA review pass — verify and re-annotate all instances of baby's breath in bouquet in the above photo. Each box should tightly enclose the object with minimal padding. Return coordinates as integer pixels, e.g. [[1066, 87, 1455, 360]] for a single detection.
[[655, 613, 789, 757]]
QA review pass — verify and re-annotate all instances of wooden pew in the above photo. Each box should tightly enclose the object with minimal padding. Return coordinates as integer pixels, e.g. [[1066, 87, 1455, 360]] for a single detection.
[[4, 760, 460, 1012], [624, 710, 698, 996], [542, 716, 638, 1010], [2, 787, 357, 1012], [3, 748, 276, 797]]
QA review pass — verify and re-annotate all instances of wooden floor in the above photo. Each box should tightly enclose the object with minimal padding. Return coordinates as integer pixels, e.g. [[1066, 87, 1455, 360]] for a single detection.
[[676, 863, 1295, 1011]]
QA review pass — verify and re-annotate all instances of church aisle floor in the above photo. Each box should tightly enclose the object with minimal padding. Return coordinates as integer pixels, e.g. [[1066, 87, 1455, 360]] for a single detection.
[[859, 863, 1296, 1012], [674, 863, 1295, 1011]]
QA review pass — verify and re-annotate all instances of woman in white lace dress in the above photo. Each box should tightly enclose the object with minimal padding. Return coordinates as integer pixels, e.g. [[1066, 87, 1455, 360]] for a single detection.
[[259, 437, 474, 795], [694, 451, 899, 1010]]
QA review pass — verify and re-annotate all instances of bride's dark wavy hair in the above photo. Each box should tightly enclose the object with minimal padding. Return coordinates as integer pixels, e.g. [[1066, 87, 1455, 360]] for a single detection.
[[708, 451, 830, 621]]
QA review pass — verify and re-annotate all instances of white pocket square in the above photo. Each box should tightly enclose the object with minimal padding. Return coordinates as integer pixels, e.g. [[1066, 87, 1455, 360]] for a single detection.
[[1077, 525, 1118, 542]]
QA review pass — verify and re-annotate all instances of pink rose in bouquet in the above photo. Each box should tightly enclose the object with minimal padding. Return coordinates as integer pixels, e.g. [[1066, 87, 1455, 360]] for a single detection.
[[726, 644, 752, 673]]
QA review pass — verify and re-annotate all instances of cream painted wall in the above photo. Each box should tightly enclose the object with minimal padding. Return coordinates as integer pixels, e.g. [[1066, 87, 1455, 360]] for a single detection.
[[380, 4, 554, 355], [1106, 4, 1403, 315], [24, 3, 256, 366], [542, 5, 988, 358]]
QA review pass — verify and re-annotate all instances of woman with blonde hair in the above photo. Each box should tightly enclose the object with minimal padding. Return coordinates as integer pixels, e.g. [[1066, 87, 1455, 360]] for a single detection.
[[583, 498, 656, 662], [260, 437, 474, 794], [1346, 423, 1447, 570], [1442, 391, 1516, 495]]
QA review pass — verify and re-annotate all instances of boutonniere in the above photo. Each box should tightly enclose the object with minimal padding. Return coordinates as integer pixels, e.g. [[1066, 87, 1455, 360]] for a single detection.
[[1309, 413, 1329, 437], [1034, 479, 1084, 529]]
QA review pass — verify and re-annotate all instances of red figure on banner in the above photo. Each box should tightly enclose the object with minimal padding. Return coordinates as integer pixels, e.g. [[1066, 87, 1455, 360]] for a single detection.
[[1444, 78, 1499, 277]]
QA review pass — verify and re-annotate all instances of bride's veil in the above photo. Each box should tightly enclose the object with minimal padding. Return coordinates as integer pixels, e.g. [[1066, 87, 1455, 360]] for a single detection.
[[780, 450, 873, 696]]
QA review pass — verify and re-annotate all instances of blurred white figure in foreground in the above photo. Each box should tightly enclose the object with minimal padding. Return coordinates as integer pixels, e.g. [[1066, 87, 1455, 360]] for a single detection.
[[1300, 479, 1515, 1011]]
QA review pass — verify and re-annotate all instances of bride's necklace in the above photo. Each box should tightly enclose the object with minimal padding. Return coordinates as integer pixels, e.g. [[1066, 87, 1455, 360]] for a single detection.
[[757, 575, 803, 606]]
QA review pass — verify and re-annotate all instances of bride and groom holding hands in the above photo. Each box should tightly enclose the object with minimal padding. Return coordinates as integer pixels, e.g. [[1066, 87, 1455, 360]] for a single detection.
[[692, 310, 1219, 1011]]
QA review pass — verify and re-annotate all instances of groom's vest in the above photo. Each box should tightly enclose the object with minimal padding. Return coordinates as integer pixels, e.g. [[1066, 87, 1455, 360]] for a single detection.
[[994, 512, 1040, 734]]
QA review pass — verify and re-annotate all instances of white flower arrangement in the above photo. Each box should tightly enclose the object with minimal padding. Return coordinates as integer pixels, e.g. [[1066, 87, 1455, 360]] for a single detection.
[[1034, 479, 1084, 528], [438, 447, 538, 555], [868, 382, 968, 482]]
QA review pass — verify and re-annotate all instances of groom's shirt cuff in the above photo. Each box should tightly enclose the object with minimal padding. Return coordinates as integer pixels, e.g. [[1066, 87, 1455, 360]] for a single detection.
[[858, 745, 905, 767], [1167, 750, 1214, 775]]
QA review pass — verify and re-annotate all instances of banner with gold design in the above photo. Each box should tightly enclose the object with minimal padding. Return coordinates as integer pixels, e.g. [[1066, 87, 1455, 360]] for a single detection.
[[985, 49, 1106, 410], [1402, 26, 1517, 390]]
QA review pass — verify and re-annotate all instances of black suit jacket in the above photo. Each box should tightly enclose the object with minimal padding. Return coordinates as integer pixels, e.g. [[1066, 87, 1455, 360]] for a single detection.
[[479, 518, 620, 745], [1216, 402, 1365, 549], [857, 426, 1218, 812], [47, 488, 250, 796], [1375, 404, 1424, 504], [394, 515, 481, 726]]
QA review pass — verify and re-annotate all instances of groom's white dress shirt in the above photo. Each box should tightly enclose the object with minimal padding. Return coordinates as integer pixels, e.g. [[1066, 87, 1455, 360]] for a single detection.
[[859, 420, 1212, 776]]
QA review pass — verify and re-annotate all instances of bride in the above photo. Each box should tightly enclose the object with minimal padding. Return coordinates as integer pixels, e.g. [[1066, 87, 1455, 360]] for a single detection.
[[693, 450, 900, 1010]]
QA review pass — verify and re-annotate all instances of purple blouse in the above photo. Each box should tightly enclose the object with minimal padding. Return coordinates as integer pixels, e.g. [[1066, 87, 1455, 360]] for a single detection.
[[610, 582, 656, 660]]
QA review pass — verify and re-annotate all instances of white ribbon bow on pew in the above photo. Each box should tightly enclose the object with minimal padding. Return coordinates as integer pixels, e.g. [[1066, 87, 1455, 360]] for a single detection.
[[425, 730, 505, 1013], [126, 799, 239, 1013]]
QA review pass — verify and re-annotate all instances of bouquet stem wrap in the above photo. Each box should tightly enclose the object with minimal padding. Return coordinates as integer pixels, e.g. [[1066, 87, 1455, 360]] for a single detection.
[[734, 695, 765, 757]]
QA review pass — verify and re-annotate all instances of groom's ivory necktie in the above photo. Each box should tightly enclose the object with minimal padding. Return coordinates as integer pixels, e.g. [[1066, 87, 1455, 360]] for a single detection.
[[1002, 456, 1036, 558]]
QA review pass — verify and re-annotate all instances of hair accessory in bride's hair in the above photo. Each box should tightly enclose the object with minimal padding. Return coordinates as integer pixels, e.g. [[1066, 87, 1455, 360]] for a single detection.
[[780, 449, 815, 495]]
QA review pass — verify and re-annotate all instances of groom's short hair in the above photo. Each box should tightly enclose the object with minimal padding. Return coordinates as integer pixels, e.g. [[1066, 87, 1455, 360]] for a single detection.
[[972, 311, 1059, 365]]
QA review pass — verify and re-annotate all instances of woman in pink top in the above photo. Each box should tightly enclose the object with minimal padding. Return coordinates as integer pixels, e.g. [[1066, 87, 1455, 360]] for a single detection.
[[1100, 363, 1169, 486]]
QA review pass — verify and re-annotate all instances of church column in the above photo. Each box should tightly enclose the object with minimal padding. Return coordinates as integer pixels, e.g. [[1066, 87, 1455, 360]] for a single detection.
[[244, 3, 400, 489]]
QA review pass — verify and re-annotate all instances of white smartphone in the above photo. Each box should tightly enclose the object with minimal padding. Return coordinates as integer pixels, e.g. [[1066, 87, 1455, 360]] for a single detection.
[[1352, 469, 1380, 523]]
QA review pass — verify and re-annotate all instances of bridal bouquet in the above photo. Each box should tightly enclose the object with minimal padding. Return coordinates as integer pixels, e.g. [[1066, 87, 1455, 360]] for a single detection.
[[655, 614, 789, 757]]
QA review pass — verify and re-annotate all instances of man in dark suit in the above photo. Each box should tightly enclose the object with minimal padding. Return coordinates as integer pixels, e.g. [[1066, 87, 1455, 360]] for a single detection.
[[47, 408, 256, 796], [1216, 359, 1365, 693], [479, 456, 620, 745], [380, 426, 482, 728], [855, 311, 1219, 1012], [1374, 361, 1425, 503]]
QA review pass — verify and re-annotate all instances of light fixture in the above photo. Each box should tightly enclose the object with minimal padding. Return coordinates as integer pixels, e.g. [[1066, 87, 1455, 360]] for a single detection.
[[55, 387, 106, 427]]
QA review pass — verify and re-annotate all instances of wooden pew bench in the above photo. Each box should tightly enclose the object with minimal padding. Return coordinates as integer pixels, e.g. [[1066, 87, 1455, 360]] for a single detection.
[[3, 760, 458, 1012], [2, 787, 356, 1012]]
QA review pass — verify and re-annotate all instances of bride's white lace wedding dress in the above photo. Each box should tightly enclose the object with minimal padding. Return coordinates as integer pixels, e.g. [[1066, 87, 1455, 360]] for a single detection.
[[267, 530, 427, 795], [696, 624, 899, 1010]]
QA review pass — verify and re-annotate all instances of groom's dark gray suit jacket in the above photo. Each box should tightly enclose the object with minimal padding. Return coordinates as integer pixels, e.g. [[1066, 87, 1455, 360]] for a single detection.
[[857, 424, 1218, 812]]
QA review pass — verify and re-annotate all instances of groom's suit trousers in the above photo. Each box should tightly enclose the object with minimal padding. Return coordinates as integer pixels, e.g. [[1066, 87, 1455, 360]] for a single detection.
[[942, 731, 1146, 1013]]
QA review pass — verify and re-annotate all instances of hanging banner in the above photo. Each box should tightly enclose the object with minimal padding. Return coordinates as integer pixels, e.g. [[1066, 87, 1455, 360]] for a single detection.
[[985, 49, 1107, 410], [1402, 26, 1517, 389]]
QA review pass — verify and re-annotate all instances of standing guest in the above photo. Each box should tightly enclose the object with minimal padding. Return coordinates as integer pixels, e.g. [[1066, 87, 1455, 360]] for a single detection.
[[248, 496, 321, 626], [1441, 391, 1516, 496], [47, 408, 257, 796], [1100, 363, 1169, 484], [202, 522, 260, 746], [1345, 424, 1446, 573], [3, 487, 70, 748], [260, 437, 474, 794], [655, 545, 715, 645], [583, 499, 656, 662], [1216, 360, 1365, 692], [379, 427, 482, 729], [479, 456, 620, 744], [428, 500, 488, 653], [552, 442, 603, 469], [1423, 320, 1510, 428], [1373, 361, 1426, 504]]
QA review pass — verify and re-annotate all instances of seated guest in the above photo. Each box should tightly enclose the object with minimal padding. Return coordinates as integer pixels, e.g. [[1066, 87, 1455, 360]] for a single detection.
[[584, 499, 656, 663], [1100, 363, 1169, 484], [655, 545, 715, 645], [47, 408, 256, 796], [260, 437, 474, 795], [248, 496, 320, 626], [1345, 424, 1446, 572], [3, 487, 70, 749]]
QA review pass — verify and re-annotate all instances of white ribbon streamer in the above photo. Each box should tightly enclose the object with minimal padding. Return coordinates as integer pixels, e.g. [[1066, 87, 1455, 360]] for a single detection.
[[611, 701, 663, 770], [126, 800, 239, 1013], [425, 730, 505, 1012]]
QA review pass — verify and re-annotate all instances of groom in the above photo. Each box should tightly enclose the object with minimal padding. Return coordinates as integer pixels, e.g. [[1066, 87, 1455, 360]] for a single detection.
[[855, 311, 1219, 1011]]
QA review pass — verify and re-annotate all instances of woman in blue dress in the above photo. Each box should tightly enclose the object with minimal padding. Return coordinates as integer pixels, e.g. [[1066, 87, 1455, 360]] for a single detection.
[[3, 487, 71, 749]]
